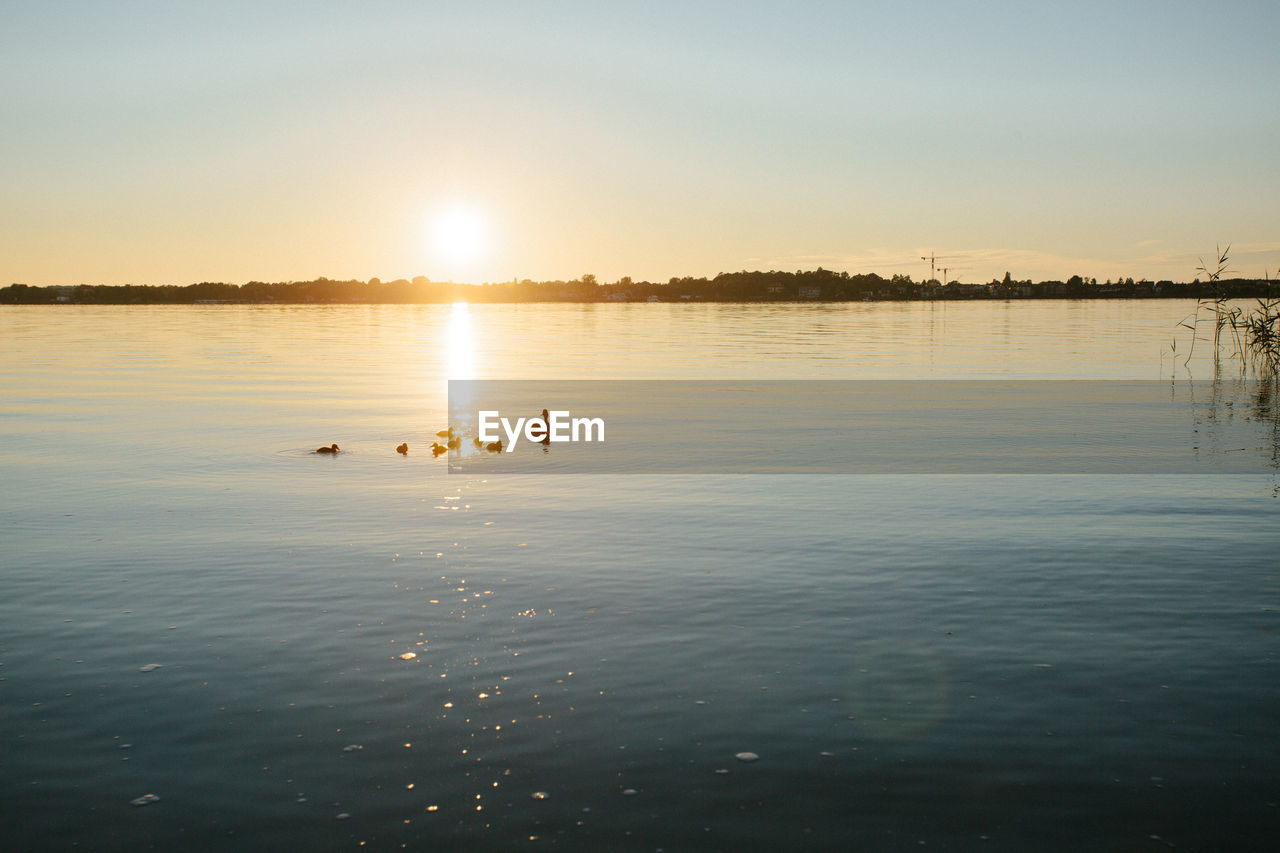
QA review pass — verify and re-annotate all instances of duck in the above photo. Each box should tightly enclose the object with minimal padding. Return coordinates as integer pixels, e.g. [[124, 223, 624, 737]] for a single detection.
[[473, 436, 484, 448], [436, 428, 454, 438], [315, 443, 340, 454], [446, 437, 461, 450], [431, 442, 448, 456], [396, 443, 409, 455], [485, 440, 503, 453]]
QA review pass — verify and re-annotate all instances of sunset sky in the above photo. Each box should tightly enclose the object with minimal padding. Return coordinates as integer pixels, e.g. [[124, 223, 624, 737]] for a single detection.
[[4, 0, 1278, 286]]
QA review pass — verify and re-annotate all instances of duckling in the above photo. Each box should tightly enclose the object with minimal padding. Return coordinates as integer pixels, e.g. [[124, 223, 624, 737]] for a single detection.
[[316, 443, 340, 454], [396, 442, 409, 455], [472, 436, 484, 448], [431, 442, 448, 456], [446, 437, 461, 450], [485, 440, 503, 453], [436, 428, 454, 438]]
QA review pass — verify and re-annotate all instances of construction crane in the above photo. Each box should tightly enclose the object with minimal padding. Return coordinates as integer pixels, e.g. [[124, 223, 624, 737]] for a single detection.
[[920, 253, 960, 285]]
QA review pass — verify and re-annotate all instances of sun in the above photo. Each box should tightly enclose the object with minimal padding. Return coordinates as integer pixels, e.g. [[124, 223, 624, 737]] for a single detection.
[[427, 205, 490, 280]]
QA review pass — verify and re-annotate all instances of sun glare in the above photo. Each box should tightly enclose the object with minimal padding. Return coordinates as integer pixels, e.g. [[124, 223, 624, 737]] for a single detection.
[[446, 300, 475, 380], [428, 206, 489, 280]]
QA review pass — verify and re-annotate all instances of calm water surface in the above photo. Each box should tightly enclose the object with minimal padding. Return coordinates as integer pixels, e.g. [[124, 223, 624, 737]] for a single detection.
[[1, 302, 1278, 851]]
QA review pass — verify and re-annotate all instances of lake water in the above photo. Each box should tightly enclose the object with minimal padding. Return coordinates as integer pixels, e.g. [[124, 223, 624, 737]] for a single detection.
[[2, 302, 1278, 851]]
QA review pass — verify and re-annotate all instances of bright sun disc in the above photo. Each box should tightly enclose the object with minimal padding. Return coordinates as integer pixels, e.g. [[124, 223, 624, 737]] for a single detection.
[[429, 206, 488, 274]]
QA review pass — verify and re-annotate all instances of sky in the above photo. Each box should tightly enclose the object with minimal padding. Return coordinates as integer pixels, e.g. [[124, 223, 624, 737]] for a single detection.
[[3, 0, 1278, 286]]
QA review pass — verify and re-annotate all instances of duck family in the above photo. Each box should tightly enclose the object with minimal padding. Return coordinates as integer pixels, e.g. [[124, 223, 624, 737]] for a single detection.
[[313, 420, 532, 458]]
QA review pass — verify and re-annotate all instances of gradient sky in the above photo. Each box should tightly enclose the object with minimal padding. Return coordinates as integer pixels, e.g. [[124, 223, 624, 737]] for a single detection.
[[4, 0, 1278, 286]]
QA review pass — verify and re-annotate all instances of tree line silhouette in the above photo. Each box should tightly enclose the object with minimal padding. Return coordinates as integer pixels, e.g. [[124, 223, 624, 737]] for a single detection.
[[2, 268, 1273, 304]]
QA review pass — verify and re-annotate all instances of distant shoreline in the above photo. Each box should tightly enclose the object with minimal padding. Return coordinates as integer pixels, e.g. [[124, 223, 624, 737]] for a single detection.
[[3, 271, 1274, 306]]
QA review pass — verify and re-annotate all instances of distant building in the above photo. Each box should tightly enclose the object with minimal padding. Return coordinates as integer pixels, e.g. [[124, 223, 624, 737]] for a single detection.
[[797, 285, 821, 299]]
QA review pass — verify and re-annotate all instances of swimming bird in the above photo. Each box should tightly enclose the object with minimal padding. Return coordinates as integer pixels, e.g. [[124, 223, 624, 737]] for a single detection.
[[436, 428, 453, 438], [316, 443, 340, 454], [446, 437, 460, 450], [431, 442, 448, 456], [485, 440, 503, 453], [473, 436, 484, 448], [396, 443, 409, 455]]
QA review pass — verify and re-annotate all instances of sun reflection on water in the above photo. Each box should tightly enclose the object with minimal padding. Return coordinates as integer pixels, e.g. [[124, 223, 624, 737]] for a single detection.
[[447, 301, 476, 380]]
